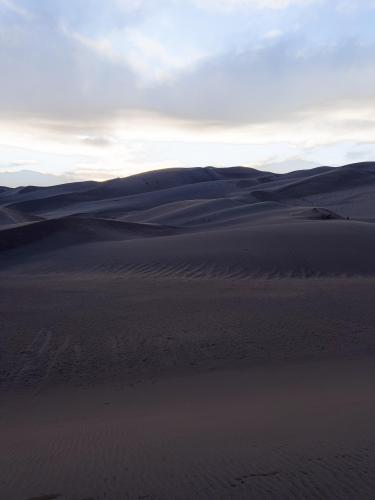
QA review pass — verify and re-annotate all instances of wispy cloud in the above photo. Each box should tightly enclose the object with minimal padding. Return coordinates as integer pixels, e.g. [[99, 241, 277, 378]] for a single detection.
[[0, 0, 30, 17], [0, 160, 38, 171], [194, 0, 319, 10]]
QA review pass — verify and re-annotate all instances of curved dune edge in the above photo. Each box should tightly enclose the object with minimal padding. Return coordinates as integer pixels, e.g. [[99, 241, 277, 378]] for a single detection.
[[2, 218, 375, 278], [0, 216, 182, 251]]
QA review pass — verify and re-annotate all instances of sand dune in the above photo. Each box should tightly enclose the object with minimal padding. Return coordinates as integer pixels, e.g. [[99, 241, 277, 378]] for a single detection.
[[274, 162, 375, 199], [2, 214, 375, 278], [1, 162, 375, 499], [293, 206, 344, 220], [0, 215, 180, 252], [250, 162, 375, 217], [0, 180, 98, 205], [4, 166, 257, 217], [4, 162, 375, 221], [121, 198, 285, 227], [0, 206, 43, 227], [2, 162, 375, 277]]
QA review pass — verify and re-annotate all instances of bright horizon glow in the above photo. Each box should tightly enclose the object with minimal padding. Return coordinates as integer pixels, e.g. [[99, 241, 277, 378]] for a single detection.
[[1, 0, 375, 186]]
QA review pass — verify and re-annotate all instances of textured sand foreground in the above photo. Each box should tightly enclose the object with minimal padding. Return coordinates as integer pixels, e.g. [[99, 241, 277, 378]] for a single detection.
[[1, 275, 375, 500], [2, 355, 375, 500]]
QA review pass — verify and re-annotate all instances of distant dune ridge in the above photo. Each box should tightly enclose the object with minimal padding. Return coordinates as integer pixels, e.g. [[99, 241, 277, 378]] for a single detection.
[[1, 161, 375, 277]]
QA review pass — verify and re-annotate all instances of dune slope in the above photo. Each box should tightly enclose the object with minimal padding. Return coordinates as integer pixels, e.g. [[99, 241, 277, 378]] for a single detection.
[[1, 162, 375, 277], [1, 162, 375, 500]]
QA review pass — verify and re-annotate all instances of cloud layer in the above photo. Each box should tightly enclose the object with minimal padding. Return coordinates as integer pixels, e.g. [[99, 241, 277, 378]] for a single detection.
[[1, 0, 375, 183]]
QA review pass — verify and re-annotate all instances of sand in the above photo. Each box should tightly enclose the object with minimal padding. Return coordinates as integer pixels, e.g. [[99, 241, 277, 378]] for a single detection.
[[1, 162, 375, 499]]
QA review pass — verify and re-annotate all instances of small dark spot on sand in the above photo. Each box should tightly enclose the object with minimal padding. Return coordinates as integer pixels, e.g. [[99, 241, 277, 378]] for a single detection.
[[248, 471, 280, 478], [26, 495, 61, 500]]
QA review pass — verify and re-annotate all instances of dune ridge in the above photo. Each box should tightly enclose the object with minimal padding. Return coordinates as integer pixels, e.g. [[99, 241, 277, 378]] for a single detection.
[[1, 162, 375, 279]]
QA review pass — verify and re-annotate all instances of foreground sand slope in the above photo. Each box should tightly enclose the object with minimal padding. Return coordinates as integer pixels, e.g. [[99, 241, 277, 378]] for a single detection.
[[1, 276, 375, 500]]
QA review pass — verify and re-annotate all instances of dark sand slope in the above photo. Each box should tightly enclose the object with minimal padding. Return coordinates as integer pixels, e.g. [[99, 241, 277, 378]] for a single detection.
[[0, 206, 43, 228], [1, 162, 375, 499], [1, 277, 375, 500], [2, 217, 375, 278], [0, 216, 180, 253]]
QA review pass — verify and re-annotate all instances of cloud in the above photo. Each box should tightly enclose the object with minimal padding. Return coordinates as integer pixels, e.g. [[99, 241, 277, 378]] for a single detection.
[[63, 165, 112, 182], [194, 0, 319, 10], [1, 0, 375, 184], [2, 12, 375, 133], [1, 1, 375, 133], [258, 157, 320, 172], [80, 135, 117, 147], [123, 29, 208, 84], [0, 160, 38, 170], [344, 142, 375, 162], [0, 11, 138, 121], [0, 0, 30, 17], [144, 38, 375, 128], [0, 169, 73, 187]]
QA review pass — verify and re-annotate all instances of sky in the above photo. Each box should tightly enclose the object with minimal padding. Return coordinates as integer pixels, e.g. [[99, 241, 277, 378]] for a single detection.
[[1, 0, 375, 186]]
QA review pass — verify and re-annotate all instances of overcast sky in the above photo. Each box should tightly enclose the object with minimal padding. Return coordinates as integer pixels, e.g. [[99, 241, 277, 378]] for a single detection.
[[1, 0, 375, 185]]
